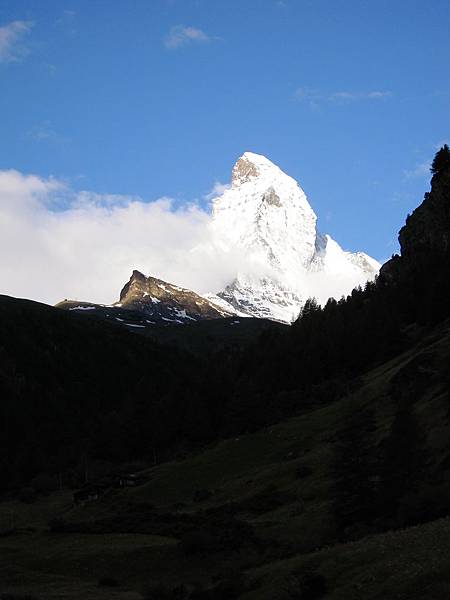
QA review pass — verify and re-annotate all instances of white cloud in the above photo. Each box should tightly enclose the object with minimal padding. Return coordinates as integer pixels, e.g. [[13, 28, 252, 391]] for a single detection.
[[204, 181, 230, 202], [403, 160, 431, 179], [0, 20, 33, 63], [295, 87, 392, 107], [164, 25, 211, 49], [367, 91, 392, 99], [0, 170, 241, 305], [330, 90, 392, 102], [27, 120, 69, 144], [294, 87, 322, 109], [0, 169, 382, 312], [403, 141, 449, 179]]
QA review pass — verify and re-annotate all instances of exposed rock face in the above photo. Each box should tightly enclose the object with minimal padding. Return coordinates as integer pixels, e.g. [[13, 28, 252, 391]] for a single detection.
[[232, 155, 260, 185], [376, 162, 450, 326], [399, 170, 450, 260], [57, 271, 233, 328], [380, 167, 450, 281], [118, 270, 232, 322], [262, 187, 282, 207]]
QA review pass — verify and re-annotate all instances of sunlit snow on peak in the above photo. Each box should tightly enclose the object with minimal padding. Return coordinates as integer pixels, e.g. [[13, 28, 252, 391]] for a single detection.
[[204, 152, 381, 322]]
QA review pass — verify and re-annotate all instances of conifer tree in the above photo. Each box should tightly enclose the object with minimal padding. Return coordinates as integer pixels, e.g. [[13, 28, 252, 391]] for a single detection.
[[430, 144, 450, 175]]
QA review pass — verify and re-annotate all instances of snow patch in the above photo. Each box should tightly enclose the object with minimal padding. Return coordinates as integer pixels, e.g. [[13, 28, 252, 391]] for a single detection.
[[172, 308, 196, 321]]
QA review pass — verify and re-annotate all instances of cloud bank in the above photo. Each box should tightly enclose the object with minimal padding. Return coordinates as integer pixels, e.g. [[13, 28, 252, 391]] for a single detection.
[[0, 169, 379, 309], [403, 160, 431, 179], [0, 170, 241, 306]]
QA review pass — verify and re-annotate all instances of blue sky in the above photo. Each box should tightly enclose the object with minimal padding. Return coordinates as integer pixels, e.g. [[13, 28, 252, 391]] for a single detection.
[[0, 0, 449, 302]]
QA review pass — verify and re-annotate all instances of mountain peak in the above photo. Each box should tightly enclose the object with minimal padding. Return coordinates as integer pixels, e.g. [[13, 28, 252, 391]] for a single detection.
[[130, 269, 146, 281], [213, 152, 318, 276], [232, 153, 261, 186], [118, 271, 233, 322], [232, 152, 289, 187], [210, 152, 380, 321]]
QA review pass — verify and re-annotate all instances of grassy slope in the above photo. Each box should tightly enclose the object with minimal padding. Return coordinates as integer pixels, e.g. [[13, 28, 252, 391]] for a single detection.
[[244, 516, 450, 600], [1, 321, 450, 598]]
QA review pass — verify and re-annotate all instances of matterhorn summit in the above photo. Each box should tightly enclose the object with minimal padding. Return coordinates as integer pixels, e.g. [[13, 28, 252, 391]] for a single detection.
[[59, 152, 381, 329], [206, 152, 380, 322]]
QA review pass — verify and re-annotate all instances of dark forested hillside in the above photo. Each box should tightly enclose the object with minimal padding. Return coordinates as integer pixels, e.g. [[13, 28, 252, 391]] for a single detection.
[[0, 295, 284, 491], [0, 296, 207, 490], [232, 148, 450, 415]]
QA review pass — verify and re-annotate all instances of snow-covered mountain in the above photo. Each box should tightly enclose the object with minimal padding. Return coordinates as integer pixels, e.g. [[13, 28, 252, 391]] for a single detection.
[[205, 152, 380, 322], [58, 152, 380, 327]]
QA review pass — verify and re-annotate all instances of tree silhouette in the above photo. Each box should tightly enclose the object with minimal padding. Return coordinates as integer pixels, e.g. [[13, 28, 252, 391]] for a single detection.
[[430, 144, 450, 175]]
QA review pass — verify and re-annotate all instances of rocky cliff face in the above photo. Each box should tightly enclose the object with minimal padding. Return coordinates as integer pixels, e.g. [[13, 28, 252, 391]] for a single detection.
[[380, 167, 450, 282], [377, 161, 450, 326], [399, 169, 450, 260], [118, 270, 232, 322], [57, 271, 232, 328]]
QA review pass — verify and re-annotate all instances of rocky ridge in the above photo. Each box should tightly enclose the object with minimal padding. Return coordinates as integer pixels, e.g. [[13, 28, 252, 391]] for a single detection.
[[118, 270, 232, 321], [57, 270, 232, 327], [380, 164, 450, 283]]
